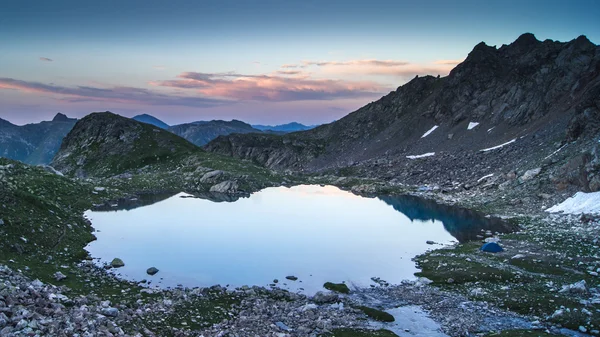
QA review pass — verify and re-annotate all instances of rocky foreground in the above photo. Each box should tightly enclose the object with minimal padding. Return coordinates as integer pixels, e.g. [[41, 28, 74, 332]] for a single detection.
[[0, 260, 542, 337]]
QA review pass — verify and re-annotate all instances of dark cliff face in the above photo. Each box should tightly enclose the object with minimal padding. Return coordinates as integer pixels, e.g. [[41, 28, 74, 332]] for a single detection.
[[51, 112, 199, 177], [169, 120, 262, 147], [0, 114, 77, 165], [205, 34, 600, 177]]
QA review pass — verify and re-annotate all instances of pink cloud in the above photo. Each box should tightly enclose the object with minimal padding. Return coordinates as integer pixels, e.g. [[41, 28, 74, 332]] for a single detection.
[[0, 77, 226, 107], [303, 59, 410, 67], [299, 58, 455, 78], [151, 72, 386, 101], [434, 59, 464, 65]]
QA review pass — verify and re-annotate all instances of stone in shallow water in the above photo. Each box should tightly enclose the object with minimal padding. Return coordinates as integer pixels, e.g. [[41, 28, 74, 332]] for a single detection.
[[146, 267, 159, 275], [110, 258, 125, 268], [285, 276, 298, 281]]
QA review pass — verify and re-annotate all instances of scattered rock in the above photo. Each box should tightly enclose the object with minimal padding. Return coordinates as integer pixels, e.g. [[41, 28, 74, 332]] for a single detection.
[[426, 240, 435, 245], [101, 307, 119, 317], [53, 271, 67, 281], [559, 280, 588, 294], [285, 275, 298, 281], [275, 321, 293, 332], [520, 167, 542, 182], [312, 291, 339, 304]]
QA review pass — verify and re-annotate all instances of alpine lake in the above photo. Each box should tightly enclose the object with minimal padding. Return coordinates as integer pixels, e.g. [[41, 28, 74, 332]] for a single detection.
[[84, 185, 516, 294]]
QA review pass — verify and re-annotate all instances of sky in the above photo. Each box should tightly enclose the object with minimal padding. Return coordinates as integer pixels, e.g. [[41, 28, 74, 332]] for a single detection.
[[1, 0, 599, 126]]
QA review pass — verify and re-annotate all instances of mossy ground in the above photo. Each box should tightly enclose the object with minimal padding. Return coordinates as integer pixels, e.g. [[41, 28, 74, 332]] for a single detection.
[[414, 216, 600, 332], [0, 158, 254, 333], [324, 281, 351, 294], [325, 328, 399, 337], [483, 330, 558, 337], [356, 306, 395, 322]]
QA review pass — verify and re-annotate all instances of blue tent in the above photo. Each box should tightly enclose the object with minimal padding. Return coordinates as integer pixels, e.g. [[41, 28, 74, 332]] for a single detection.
[[480, 242, 503, 253]]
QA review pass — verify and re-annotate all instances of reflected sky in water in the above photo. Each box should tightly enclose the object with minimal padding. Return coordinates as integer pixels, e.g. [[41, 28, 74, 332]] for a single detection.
[[85, 185, 512, 293]]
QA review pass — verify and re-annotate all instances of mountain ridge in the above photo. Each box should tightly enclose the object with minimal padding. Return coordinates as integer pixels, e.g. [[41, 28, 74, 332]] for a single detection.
[[168, 119, 262, 146], [205, 33, 600, 192], [252, 122, 316, 133], [0, 113, 77, 165]]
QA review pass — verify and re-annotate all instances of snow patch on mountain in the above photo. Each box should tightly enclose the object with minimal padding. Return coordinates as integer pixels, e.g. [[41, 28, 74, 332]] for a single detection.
[[468, 122, 479, 130], [421, 126, 438, 138], [480, 139, 516, 152], [406, 152, 435, 159]]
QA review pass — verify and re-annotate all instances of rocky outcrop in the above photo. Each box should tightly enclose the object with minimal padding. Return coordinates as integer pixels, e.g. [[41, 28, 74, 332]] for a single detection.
[[0, 113, 77, 165], [51, 112, 199, 178], [209, 180, 239, 194]]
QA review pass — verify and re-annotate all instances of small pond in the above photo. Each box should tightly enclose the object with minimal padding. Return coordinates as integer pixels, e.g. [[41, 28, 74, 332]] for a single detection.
[[85, 185, 515, 293]]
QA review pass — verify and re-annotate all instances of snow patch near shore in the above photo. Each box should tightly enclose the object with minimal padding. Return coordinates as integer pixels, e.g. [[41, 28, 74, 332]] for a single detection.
[[480, 139, 516, 152], [421, 126, 438, 138], [546, 192, 600, 215], [468, 122, 479, 130], [407, 152, 435, 159]]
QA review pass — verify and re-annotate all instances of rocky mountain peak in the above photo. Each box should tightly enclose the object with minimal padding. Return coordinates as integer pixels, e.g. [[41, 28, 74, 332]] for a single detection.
[[512, 32, 540, 48], [52, 111, 198, 177], [52, 113, 72, 122]]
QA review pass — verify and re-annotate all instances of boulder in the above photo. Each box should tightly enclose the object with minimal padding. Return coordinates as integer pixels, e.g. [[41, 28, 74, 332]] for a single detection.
[[200, 170, 224, 183], [209, 180, 238, 194], [53, 271, 67, 281], [110, 258, 125, 268], [146, 267, 159, 276], [312, 291, 339, 304], [101, 307, 119, 317], [285, 275, 298, 281], [519, 167, 541, 182], [559, 280, 588, 294]]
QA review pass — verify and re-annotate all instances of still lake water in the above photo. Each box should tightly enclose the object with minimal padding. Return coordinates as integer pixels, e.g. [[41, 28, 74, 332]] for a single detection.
[[85, 185, 514, 293]]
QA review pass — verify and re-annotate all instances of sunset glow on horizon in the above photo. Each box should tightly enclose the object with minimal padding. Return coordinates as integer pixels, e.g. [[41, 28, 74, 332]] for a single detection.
[[1, 0, 598, 125]]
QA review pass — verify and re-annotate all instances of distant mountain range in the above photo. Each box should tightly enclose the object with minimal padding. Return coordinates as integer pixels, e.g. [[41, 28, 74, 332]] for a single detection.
[[0, 113, 77, 165], [0, 112, 316, 164], [252, 122, 316, 133], [169, 120, 261, 146]]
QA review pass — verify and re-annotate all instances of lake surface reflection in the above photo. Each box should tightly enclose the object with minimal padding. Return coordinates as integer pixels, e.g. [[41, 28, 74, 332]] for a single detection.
[[85, 185, 515, 293]]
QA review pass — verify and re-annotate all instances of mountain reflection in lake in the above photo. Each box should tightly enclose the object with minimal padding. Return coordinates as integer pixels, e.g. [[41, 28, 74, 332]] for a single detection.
[[85, 185, 514, 293]]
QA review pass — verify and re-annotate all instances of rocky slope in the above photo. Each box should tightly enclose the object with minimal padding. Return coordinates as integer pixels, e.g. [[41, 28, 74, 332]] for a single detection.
[[51, 112, 199, 177], [169, 119, 262, 146], [0, 113, 77, 165], [206, 34, 600, 193], [132, 113, 170, 129]]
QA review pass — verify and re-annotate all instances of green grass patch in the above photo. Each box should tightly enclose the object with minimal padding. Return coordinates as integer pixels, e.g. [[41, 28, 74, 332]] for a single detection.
[[326, 328, 399, 337], [357, 306, 395, 322], [324, 282, 350, 294]]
